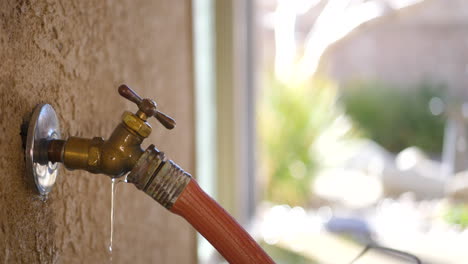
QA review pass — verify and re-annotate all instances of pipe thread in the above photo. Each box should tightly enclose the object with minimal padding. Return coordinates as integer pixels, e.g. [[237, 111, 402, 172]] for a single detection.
[[128, 145, 191, 209]]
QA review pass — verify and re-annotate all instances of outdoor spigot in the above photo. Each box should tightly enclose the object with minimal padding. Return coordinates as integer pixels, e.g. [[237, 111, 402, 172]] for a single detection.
[[25, 85, 275, 264], [33, 85, 177, 179], [29, 84, 192, 211]]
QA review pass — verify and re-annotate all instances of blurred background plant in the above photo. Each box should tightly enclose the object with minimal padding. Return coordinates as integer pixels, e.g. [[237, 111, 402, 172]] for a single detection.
[[444, 204, 468, 229], [258, 75, 360, 206], [340, 80, 446, 154], [259, 77, 447, 207], [261, 242, 317, 264]]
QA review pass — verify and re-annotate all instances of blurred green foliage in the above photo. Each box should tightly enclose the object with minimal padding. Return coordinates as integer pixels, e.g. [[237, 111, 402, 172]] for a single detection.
[[261, 242, 318, 264], [444, 204, 468, 229], [258, 77, 350, 205], [340, 81, 446, 153]]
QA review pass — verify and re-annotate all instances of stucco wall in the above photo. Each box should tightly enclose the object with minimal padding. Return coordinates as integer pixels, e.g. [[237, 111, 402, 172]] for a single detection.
[[0, 0, 196, 263]]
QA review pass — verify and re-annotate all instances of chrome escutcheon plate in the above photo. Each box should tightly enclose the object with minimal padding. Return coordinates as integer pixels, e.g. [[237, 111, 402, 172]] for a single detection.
[[25, 104, 61, 196]]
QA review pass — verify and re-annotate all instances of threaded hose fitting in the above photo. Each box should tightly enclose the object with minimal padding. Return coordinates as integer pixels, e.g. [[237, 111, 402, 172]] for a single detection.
[[127, 145, 191, 209]]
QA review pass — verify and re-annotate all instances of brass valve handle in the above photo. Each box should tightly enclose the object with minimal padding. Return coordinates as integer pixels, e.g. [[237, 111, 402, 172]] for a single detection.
[[118, 84, 176, 130]]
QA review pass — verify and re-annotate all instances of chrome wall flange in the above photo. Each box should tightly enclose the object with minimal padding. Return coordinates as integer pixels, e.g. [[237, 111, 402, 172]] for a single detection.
[[25, 104, 61, 196]]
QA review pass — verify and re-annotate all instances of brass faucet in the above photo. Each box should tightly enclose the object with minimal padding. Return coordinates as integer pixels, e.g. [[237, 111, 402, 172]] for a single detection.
[[31, 84, 190, 208], [44, 85, 176, 178]]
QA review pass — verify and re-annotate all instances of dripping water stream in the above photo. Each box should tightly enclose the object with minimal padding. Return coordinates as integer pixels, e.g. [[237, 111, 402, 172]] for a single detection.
[[109, 178, 116, 253], [109, 175, 128, 257]]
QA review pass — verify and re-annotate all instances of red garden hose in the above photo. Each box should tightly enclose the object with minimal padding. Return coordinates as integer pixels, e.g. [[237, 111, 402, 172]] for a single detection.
[[171, 180, 275, 264]]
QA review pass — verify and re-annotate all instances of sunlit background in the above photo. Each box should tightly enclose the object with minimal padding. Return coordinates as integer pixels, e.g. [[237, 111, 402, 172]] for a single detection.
[[193, 0, 468, 263]]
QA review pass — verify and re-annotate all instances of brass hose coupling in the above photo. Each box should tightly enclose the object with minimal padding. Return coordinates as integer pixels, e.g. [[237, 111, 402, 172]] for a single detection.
[[127, 145, 192, 209]]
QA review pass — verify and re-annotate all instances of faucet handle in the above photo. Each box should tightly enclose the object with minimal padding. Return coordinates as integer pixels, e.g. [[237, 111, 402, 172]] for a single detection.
[[118, 84, 176, 130], [118, 84, 143, 105], [154, 111, 176, 130]]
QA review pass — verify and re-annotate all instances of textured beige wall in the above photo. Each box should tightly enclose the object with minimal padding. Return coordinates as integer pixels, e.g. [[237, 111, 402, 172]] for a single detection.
[[0, 0, 196, 263]]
